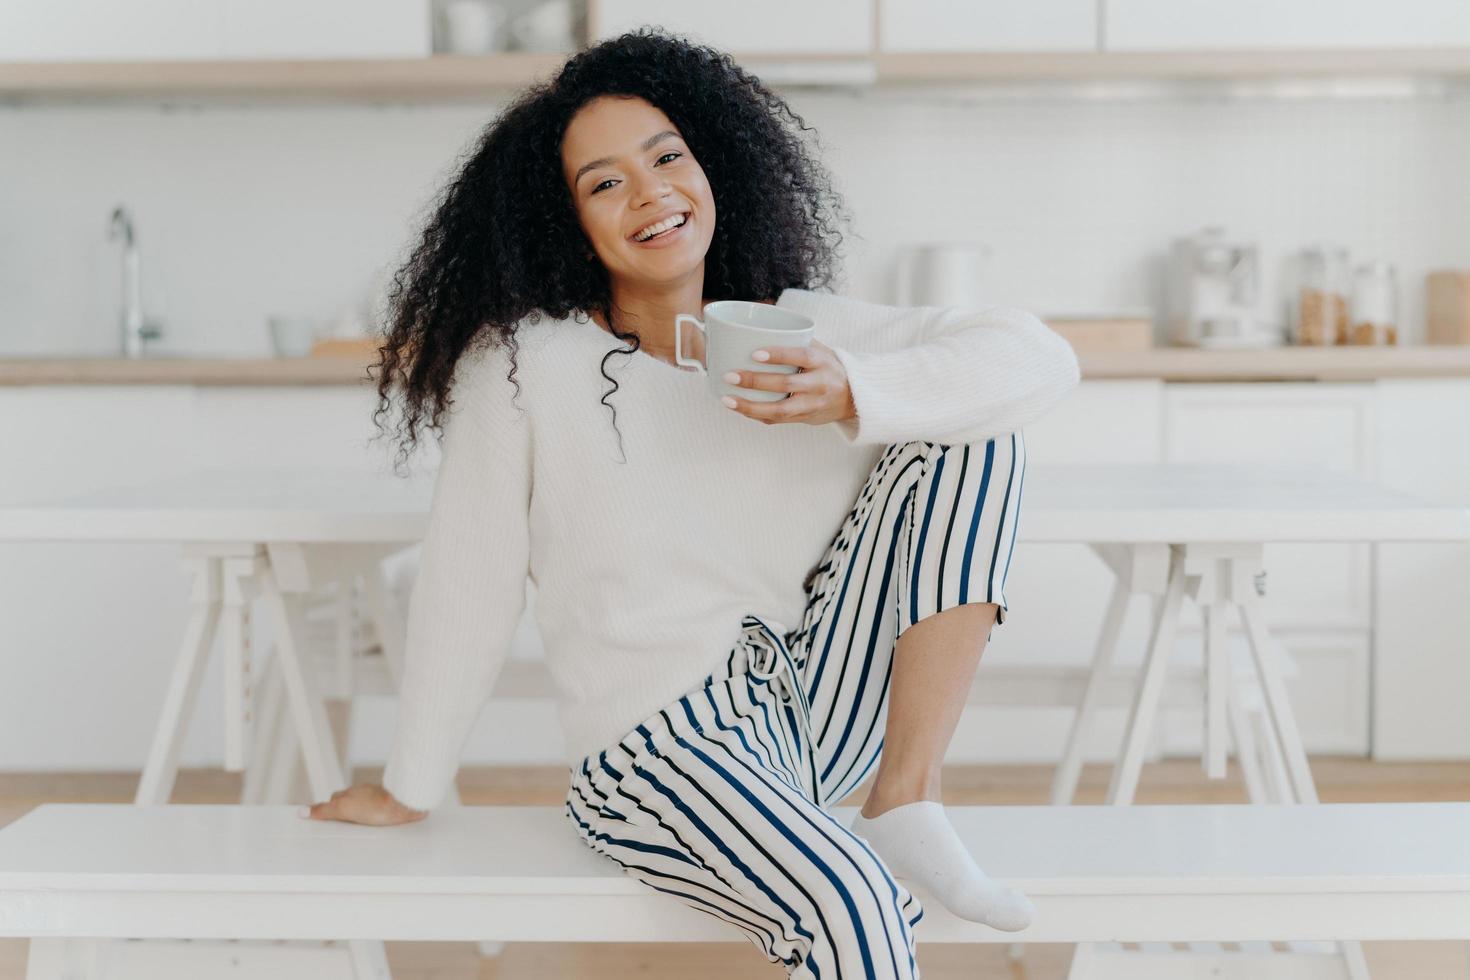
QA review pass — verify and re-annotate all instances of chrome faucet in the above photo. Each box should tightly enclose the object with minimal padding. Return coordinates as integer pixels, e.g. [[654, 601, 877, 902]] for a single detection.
[[107, 205, 165, 357]]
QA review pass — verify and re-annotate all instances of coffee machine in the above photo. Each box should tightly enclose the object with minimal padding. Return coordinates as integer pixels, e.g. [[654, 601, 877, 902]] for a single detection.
[[1166, 226, 1280, 348]]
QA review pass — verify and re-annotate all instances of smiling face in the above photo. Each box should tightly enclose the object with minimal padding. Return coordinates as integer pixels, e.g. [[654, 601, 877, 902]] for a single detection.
[[561, 95, 716, 291]]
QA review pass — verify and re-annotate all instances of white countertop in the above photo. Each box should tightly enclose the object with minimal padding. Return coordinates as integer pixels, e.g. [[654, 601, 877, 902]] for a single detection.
[[5, 345, 1470, 385]]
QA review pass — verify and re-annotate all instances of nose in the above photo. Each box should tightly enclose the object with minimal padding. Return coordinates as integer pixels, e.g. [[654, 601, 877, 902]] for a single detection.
[[629, 166, 673, 208]]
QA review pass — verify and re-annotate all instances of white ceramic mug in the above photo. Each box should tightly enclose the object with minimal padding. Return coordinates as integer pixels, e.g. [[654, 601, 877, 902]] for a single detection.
[[674, 300, 815, 403]]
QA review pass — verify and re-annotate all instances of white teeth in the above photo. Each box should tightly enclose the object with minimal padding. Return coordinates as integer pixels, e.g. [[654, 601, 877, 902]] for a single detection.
[[634, 213, 687, 241]]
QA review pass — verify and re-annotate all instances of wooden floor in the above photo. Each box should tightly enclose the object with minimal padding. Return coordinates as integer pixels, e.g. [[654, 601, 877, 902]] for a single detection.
[[3, 757, 1468, 978]]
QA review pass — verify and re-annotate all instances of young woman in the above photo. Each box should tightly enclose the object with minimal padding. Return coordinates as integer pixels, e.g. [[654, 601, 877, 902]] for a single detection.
[[307, 27, 1079, 976]]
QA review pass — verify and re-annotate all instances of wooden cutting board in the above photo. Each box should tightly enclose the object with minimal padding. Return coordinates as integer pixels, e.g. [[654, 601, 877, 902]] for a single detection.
[[1042, 314, 1155, 352], [309, 337, 380, 358]]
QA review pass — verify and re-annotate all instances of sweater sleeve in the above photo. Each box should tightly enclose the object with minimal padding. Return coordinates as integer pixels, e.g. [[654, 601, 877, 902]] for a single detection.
[[380, 341, 532, 813], [805, 295, 1080, 447]]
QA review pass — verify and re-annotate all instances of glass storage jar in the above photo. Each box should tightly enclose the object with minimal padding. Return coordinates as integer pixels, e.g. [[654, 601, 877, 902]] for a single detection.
[[1349, 261, 1399, 345], [1293, 245, 1350, 345]]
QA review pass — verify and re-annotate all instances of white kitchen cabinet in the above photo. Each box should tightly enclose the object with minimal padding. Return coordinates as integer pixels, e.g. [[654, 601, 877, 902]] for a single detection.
[[221, 0, 431, 60], [1373, 380, 1470, 760], [880, 0, 1098, 53], [0, 0, 430, 64], [593, 0, 873, 54], [1105, 0, 1470, 50], [0, 0, 224, 62]]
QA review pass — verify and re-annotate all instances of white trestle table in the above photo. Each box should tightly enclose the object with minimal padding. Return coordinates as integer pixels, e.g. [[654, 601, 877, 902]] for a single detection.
[[1, 462, 1466, 980]]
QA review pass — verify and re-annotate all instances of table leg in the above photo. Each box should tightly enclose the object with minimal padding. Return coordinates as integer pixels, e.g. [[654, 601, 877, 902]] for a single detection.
[[135, 557, 221, 805], [359, 564, 405, 688], [1106, 548, 1187, 806], [1236, 592, 1319, 805], [265, 689, 303, 804], [258, 564, 347, 796], [219, 555, 262, 773], [1051, 574, 1131, 806], [1201, 601, 1229, 780], [1227, 679, 1266, 803], [241, 647, 284, 804]]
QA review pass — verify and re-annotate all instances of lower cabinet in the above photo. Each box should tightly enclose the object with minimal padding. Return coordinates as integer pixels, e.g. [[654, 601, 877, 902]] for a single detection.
[[1372, 380, 1470, 760]]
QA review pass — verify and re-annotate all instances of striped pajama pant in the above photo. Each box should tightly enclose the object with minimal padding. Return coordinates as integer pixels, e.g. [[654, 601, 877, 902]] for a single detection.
[[564, 433, 1027, 978]]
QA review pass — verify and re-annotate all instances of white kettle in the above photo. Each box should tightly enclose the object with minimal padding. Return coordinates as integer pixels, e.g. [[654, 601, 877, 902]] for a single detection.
[[894, 242, 993, 307]]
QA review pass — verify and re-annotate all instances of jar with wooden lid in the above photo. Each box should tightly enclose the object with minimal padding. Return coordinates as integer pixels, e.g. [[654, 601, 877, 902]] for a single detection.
[[1349, 260, 1399, 345], [1293, 245, 1350, 345]]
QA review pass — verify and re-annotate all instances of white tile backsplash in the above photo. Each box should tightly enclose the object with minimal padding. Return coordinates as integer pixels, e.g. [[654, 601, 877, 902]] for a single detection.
[[2, 87, 1468, 356]]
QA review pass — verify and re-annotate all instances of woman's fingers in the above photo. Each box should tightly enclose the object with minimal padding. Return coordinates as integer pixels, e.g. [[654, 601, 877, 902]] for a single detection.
[[301, 784, 428, 826]]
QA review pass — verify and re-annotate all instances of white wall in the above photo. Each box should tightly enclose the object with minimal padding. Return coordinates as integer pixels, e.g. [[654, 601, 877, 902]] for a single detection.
[[3, 89, 1469, 357]]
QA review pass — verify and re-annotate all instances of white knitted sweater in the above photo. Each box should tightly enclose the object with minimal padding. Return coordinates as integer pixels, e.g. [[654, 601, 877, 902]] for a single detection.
[[381, 288, 1081, 811]]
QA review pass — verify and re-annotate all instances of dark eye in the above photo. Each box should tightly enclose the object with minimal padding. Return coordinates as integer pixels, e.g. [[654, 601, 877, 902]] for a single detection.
[[590, 152, 682, 195]]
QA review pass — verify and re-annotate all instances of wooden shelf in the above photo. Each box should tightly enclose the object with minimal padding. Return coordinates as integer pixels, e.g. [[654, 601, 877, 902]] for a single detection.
[[2, 48, 1469, 102]]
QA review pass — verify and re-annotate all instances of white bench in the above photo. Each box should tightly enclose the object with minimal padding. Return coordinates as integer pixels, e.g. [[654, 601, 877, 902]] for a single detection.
[[3, 801, 1470, 978]]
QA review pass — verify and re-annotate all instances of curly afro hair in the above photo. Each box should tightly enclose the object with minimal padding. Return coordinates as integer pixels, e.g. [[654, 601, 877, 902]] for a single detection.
[[370, 26, 854, 471]]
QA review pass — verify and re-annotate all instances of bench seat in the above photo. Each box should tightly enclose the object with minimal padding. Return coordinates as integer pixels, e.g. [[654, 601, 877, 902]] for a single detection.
[[2, 802, 1469, 944]]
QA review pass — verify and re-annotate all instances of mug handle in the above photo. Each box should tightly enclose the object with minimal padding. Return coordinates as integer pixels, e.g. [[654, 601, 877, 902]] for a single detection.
[[674, 314, 706, 373]]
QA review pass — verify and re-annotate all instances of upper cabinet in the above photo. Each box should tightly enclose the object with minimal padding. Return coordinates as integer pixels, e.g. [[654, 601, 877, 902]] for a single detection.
[[1105, 0, 1470, 50], [880, 0, 1098, 53], [593, 0, 873, 54], [0, 0, 223, 61], [0, 0, 431, 62], [5, 0, 1470, 98], [220, 0, 431, 60]]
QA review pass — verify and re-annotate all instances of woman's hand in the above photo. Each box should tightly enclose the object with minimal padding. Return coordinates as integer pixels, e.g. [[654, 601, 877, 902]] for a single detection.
[[301, 783, 428, 826], [720, 338, 856, 427]]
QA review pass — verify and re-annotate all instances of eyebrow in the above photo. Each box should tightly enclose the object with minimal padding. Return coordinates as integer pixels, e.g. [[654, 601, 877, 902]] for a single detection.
[[573, 130, 682, 187]]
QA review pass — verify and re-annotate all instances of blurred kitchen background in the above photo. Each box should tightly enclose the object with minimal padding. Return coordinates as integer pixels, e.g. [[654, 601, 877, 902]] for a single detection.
[[3, 0, 1470, 780]]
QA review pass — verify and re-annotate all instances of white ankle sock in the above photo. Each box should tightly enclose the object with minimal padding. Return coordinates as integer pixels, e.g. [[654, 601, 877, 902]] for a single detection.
[[849, 800, 1034, 932]]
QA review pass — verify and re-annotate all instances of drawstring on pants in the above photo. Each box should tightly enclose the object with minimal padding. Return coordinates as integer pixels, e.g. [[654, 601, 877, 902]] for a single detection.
[[741, 615, 820, 803]]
